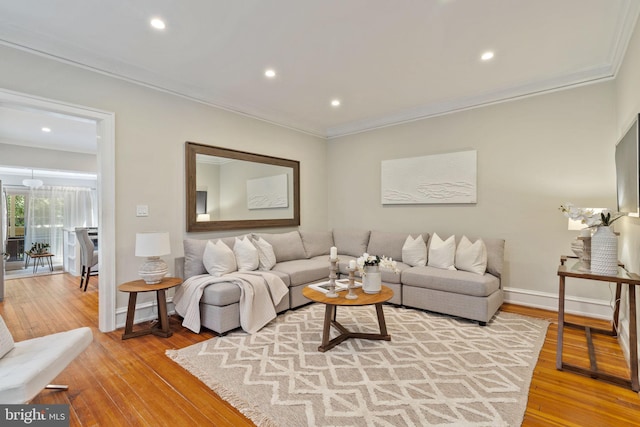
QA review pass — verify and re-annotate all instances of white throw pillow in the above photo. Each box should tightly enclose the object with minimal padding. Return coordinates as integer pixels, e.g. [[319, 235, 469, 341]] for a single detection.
[[402, 235, 427, 267], [253, 237, 276, 270], [234, 236, 259, 271], [427, 233, 457, 270], [203, 240, 237, 277], [455, 236, 488, 275], [0, 315, 15, 359]]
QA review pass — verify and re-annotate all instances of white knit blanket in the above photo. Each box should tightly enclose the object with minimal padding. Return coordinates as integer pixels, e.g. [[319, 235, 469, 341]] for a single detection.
[[174, 271, 289, 334]]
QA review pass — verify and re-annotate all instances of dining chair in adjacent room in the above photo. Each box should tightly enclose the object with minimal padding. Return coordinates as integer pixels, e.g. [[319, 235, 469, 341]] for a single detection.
[[75, 228, 98, 291]]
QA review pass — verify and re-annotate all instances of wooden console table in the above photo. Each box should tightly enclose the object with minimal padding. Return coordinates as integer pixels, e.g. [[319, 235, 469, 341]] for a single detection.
[[118, 277, 181, 340], [557, 256, 639, 391]]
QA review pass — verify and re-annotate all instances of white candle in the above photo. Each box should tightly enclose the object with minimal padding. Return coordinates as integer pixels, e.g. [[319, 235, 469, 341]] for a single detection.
[[349, 260, 356, 269], [330, 246, 337, 260]]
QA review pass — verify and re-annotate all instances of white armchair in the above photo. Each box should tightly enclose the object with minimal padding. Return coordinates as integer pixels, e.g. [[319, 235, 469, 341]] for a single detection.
[[0, 315, 92, 404]]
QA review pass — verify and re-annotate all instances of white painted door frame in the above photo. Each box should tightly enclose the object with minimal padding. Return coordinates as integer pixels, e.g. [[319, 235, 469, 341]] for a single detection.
[[0, 87, 116, 332]]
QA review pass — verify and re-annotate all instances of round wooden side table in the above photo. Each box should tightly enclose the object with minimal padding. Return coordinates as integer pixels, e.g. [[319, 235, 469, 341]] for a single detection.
[[302, 285, 394, 352], [118, 277, 181, 340]]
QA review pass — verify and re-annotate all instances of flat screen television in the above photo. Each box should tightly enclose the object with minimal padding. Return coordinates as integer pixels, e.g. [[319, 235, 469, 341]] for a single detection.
[[616, 113, 640, 217]]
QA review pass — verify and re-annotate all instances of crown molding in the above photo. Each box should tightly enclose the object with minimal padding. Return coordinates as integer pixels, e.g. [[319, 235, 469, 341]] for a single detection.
[[609, 0, 640, 76], [326, 66, 615, 139]]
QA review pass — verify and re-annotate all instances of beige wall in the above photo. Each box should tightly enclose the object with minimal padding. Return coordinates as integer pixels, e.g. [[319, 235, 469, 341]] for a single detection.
[[615, 17, 640, 368], [329, 82, 617, 308], [0, 143, 97, 173], [0, 44, 328, 311]]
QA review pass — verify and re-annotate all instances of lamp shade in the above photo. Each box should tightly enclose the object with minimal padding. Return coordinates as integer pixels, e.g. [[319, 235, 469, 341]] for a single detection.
[[23, 169, 43, 188], [135, 232, 170, 257]]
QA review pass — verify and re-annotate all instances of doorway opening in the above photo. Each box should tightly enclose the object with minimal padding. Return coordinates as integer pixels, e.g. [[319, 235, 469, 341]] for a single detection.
[[0, 88, 116, 332]]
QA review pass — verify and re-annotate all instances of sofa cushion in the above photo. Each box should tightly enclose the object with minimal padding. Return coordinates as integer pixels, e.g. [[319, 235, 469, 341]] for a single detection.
[[254, 231, 307, 262], [402, 235, 427, 267], [333, 229, 370, 257], [203, 240, 237, 277], [183, 238, 208, 278], [272, 258, 330, 286], [300, 230, 334, 258], [455, 236, 487, 275], [201, 281, 241, 306], [200, 270, 291, 307], [427, 233, 456, 270], [366, 231, 407, 261], [402, 266, 500, 297], [483, 237, 505, 278], [234, 236, 259, 271]]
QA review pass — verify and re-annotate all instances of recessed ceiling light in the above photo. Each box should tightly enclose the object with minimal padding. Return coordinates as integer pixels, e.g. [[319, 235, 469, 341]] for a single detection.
[[150, 18, 166, 30], [331, 99, 341, 107], [481, 51, 494, 61], [264, 69, 276, 78], [41, 127, 51, 133]]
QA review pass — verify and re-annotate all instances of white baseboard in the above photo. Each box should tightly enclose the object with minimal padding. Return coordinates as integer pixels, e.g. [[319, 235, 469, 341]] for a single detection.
[[115, 297, 176, 329], [503, 287, 615, 320]]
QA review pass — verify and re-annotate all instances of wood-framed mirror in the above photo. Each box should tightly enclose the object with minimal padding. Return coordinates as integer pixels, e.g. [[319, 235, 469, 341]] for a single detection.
[[186, 141, 300, 231]]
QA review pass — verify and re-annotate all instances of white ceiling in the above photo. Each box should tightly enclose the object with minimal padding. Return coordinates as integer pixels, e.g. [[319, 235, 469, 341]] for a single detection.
[[0, 106, 97, 154], [0, 0, 638, 142]]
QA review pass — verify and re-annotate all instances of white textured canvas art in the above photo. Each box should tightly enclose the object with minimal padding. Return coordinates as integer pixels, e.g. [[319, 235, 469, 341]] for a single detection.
[[247, 174, 288, 209], [381, 150, 477, 204]]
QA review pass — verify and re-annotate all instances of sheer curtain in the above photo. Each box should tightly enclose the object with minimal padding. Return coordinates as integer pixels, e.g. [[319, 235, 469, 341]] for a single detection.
[[26, 186, 97, 264]]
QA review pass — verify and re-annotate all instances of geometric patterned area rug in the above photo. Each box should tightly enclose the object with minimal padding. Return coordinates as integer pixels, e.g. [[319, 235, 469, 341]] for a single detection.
[[167, 304, 549, 427]]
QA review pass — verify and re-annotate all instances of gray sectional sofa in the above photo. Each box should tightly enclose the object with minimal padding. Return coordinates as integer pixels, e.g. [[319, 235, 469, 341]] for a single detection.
[[175, 229, 505, 335]]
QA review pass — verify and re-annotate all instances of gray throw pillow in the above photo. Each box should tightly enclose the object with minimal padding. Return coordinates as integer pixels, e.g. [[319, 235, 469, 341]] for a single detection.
[[299, 230, 334, 258], [183, 238, 208, 278], [332, 229, 371, 257], [253, 231, 307, 262]]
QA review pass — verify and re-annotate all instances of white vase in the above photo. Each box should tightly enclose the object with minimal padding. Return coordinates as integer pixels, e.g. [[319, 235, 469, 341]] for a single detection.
[[590, 226, 618, 276], [362, 265, 382, 294]]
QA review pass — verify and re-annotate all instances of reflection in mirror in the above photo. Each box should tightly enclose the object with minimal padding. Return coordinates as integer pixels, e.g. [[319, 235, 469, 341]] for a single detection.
[[186, 142, 300, 231]]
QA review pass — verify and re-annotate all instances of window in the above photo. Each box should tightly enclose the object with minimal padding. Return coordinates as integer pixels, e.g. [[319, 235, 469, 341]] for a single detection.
[[5, 192, 26, 261]]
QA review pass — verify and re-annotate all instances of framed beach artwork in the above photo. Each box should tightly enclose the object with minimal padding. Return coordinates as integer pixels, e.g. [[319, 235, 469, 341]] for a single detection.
[[381, 150, 477, 205], [247, 174, 289, 209]]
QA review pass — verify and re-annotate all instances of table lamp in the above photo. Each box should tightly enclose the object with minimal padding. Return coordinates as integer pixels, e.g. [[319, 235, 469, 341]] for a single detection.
[[135, 232, 170, 284]]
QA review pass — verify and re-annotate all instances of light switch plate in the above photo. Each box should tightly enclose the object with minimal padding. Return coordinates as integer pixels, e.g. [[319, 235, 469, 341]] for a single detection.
[[136, 205, 149, 217]]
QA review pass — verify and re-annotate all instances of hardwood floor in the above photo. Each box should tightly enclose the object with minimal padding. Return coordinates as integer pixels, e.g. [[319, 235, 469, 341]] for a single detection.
[[1, 273, 639, 426]]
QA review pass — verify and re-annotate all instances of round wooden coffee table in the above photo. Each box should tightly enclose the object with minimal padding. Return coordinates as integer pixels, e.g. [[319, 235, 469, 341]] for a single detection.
[[302, 284, 394, 352]]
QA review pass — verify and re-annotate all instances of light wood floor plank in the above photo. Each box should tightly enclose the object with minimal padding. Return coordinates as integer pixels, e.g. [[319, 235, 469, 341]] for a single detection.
[[0, 274, 638, 426]]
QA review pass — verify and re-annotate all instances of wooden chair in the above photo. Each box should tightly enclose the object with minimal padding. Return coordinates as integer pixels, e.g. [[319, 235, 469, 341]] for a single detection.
[[75, 228, 98, 291]]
